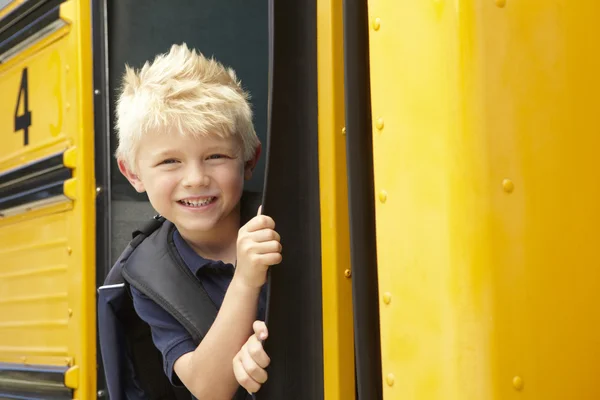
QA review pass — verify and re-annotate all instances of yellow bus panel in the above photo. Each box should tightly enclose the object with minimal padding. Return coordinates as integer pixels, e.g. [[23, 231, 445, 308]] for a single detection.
[[368, 0, 600, 399], [0, 209, 72, 365], [0, 17, 70, 168], [0, 0, 96, 398]]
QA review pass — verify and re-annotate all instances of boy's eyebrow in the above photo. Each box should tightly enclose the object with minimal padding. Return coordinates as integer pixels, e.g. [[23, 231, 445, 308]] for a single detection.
[[148, 149, 179, 159], [148, 147, 238, 159], [205, 146, 235, 153]]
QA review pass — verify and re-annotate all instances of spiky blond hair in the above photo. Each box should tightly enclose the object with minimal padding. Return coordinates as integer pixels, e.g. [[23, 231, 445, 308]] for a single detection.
[[115, 43, 260, 171]]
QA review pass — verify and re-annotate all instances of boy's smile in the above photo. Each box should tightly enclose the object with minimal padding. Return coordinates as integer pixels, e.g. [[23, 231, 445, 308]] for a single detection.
[[119, 130, 254, 249], [178, 196, 217, 208]]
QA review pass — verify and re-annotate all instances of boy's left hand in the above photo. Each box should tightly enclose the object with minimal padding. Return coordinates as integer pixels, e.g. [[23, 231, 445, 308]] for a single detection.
[[233, 320, 271, 394]]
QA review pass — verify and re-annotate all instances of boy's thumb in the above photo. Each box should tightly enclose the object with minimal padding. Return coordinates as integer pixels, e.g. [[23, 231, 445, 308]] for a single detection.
[[259, 327, 268, 341], [253, 320, 268, 340]]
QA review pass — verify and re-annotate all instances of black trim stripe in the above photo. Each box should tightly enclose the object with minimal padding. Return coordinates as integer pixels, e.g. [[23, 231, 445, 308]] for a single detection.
[[0, 363, 72, 400], [0, 152, 63, 188], [343, 0, 383, 398], [0, 151, 72, 215], [0, 0, 66, 59], [92, 0, 110, 396]]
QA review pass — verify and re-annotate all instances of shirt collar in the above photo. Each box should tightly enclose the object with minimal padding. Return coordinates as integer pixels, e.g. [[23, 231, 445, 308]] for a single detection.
[[172, 229, 220, 275]]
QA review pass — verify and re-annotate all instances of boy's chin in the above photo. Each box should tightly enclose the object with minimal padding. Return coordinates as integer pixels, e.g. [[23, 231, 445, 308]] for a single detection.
[[173, 218, 218, 234]]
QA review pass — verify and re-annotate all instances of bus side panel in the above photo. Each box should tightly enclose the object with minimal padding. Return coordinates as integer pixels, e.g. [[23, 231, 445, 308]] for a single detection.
[[0, 210, 72, 364], [0, 0, 95, 398], [368, 0, 600, 399]]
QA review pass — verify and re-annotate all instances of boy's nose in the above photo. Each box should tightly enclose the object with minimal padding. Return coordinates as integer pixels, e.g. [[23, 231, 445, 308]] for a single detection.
[[182, 168, 209, 187]]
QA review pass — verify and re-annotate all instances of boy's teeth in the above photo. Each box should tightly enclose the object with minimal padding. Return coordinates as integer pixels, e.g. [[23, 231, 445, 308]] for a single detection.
[[181, 197, 214, 207]]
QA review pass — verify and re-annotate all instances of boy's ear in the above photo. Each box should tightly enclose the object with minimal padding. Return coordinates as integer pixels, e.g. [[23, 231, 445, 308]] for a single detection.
[[118, 159, 146, 193], [244, 144, 262, 181]]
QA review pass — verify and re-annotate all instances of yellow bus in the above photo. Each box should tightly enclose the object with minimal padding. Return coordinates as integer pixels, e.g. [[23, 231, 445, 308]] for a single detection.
[[0, 0, 599, 399]]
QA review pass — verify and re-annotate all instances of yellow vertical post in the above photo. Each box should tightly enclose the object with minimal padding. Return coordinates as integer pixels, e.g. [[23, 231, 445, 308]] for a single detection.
[[65, 0, 96, 398], [317, 0, 356, 399], [59, 0, 97, 398]]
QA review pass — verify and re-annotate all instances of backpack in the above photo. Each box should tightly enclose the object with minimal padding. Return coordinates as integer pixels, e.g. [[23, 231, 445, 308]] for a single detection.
[[98, 192, 261, 400]]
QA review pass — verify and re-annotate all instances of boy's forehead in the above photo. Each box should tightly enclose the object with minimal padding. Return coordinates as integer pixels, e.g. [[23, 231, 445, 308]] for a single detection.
[[140, 131, 241, 153]]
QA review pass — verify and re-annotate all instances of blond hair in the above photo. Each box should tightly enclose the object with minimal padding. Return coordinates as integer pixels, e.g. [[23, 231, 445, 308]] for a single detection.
[[115, 43, 260, 171]]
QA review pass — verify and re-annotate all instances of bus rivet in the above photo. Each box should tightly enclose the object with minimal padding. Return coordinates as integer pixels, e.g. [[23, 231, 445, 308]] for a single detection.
[[496, 0, 506, 7], [344, 269, 352, 278], [341, 127, 346, 136], [379, 190, 388, 203], [502, 179, 514, 193], [67, 247, 72, 255], [68, 308, 73, 317], [383, 292, 392, 304], [373, 17, 381, 31], [376, 117, 384, 130], [513, 376, 523, 390], [386, 373, 395, 386]]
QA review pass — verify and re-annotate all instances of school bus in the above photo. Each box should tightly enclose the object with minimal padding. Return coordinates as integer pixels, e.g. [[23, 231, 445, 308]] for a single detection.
[[0, 0, 599, 399]]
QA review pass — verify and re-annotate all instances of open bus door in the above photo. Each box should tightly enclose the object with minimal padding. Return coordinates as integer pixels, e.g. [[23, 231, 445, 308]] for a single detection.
[[92, 1, 332, 399]]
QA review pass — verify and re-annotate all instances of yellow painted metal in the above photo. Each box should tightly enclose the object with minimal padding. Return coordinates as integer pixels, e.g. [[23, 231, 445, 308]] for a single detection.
[[368, 0, 600, 399], [0, 212, 71, 365], [0, 30, 72, 169], [0, 1, 96, 399], [64, 365, 80, 389], [317, 0, 355, 398]]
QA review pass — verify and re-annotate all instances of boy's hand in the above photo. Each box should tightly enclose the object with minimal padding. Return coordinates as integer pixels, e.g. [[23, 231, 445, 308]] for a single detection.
[[235, 206, 282, 288], [233, 321, 270, 394]]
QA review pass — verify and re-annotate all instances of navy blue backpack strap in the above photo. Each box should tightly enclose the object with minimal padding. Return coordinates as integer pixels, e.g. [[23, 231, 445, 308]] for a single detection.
[[122, 221, 217, 343], [132, 215, 165, 241]]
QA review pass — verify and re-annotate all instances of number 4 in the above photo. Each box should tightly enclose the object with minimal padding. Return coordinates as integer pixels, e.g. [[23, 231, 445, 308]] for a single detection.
[[14, 68, 32, 146]]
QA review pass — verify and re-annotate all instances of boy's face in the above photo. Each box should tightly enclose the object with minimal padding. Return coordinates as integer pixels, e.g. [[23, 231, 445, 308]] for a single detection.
[[119, 130, 254, 242]]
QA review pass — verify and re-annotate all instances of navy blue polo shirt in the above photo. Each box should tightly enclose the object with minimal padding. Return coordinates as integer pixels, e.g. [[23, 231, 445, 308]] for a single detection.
[[130, 228, 268, 386]]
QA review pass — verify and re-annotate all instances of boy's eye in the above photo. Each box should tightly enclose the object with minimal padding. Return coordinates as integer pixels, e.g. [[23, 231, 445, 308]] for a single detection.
[[160, 159, 178, 165], [207, 154, 227, 160]]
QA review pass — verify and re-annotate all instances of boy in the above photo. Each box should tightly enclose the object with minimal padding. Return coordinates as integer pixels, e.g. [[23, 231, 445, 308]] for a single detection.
[[114, 43, 280, 398]]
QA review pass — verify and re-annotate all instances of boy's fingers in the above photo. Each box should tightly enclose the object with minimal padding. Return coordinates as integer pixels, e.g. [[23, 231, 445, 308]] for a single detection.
[[257, 205, 262, 216], [240, 347, 268, 384], [247, 337, 271, 369], [258, 253, 283, 267], [244, 214, 275, 233], [253, 240, 282, 255], [233, 357, 261, 393], [249, 228, 281, 243]]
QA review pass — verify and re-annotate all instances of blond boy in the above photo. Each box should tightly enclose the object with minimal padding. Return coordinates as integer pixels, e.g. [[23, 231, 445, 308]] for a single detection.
[[115, 43, 279, 398]]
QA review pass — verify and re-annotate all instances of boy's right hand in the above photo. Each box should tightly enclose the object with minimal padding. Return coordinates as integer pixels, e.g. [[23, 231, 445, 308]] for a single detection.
[[233, 321, 270, 394], [235, 206, 282, 288]]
